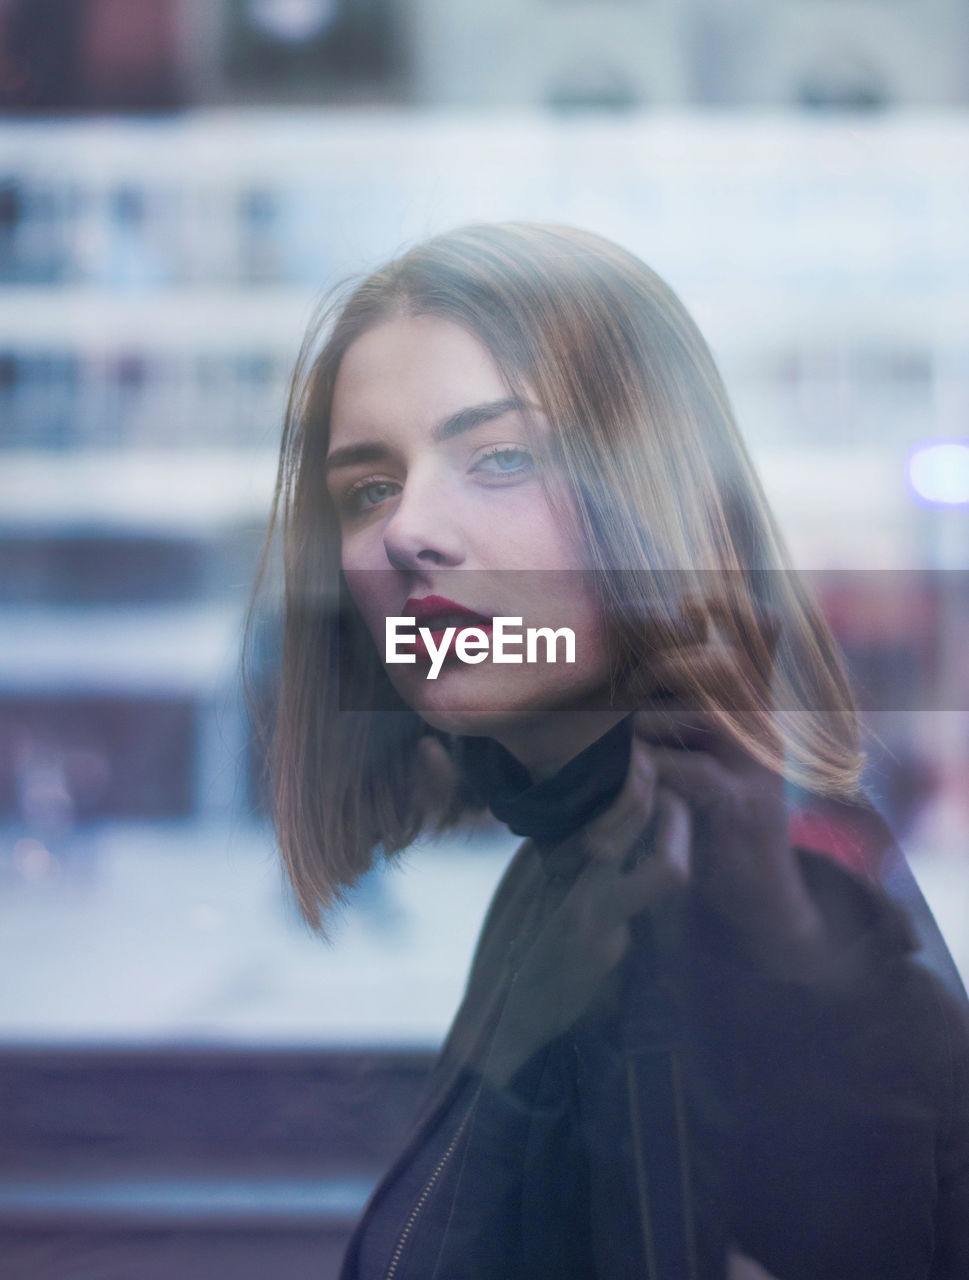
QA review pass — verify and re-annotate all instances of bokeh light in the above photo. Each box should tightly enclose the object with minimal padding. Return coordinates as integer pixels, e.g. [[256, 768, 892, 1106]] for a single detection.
[[908, 441, 969, 505]]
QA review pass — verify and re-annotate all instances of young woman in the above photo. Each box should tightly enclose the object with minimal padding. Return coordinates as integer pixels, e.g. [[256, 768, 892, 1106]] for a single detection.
[[258, 223, 969, 1278]]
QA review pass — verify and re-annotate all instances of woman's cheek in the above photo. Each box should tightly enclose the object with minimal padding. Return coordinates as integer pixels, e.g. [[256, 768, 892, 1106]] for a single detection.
[[466, 492, 574, 570]]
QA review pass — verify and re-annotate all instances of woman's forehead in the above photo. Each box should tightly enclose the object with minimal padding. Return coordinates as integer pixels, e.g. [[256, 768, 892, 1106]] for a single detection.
[[330, 314, 528, 447]]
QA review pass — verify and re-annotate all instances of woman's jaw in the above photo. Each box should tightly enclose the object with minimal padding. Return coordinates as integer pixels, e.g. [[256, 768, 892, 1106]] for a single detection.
[[379, 624, 635, 783]]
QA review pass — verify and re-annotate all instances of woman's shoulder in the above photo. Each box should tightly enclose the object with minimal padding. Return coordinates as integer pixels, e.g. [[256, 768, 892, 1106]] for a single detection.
[[786, 780, 968, 1006]]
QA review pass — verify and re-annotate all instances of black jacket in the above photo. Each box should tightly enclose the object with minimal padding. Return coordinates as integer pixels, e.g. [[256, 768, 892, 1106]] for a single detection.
[[340, 749, 969, 1279]]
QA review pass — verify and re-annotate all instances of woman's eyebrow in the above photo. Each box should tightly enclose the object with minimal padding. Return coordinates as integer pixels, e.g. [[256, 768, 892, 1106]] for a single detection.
[[325, 442, 389, 473], [325, 396, 536, 473], [431, 395, 533, 443]]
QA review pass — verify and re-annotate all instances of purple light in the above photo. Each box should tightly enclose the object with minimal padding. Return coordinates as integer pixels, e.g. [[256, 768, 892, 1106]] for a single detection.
[[908, 441, 969, 506]]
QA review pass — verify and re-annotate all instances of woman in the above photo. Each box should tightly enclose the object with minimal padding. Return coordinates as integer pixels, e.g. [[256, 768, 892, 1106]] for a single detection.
[[256, 223, 969, 1278]]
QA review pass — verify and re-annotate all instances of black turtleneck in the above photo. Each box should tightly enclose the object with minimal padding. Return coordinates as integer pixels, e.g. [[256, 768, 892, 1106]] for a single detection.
[[460, 714, 634, 855]]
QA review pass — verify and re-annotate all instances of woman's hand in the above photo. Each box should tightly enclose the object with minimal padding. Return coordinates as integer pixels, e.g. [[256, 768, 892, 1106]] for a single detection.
[[635, 714, 828, 980], [633, 604, 830, 982], [485, 599, 836, 1092], [483, 740, 691, 1090]]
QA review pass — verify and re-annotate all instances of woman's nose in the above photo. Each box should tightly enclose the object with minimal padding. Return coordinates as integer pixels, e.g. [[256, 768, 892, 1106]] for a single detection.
[[381, 477, 467, 571]]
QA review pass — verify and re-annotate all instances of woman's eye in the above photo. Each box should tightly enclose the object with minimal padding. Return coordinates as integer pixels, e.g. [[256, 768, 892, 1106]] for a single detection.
[[342, 478, 400, 515], [473, 446, 534, 477]]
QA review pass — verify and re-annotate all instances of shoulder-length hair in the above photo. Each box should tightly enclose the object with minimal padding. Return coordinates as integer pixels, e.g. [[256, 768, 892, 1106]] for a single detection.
[[251, 222, 863, 932]]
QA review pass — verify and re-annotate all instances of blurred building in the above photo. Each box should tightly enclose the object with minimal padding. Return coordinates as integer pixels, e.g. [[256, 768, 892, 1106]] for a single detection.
[[402, 0, 687, 110], [694, 0, 969, 108], [1, 115, 968, 841], [2, 14, 967, 1273], [404, 0, 969, 110], [1, 0, 967, 111], [0, 468, 258, 827], [0, 0, 184, 110], [0, 0, 404, 110], [0, 0, 967, 964]]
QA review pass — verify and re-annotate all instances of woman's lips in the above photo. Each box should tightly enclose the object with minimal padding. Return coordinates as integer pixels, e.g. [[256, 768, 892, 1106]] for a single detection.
[[411, 623, 493, 661], [401, 596, 493, 663]]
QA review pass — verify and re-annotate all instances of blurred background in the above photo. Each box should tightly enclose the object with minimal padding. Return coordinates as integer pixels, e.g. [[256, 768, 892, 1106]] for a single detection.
[[1, 1, 968, 1276]]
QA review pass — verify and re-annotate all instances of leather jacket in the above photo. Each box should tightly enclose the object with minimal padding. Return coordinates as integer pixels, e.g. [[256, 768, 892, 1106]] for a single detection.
[[339, 817, 969, 1280]]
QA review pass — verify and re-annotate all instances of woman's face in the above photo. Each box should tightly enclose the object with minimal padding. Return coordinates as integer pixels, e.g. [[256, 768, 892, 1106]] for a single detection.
[[327, 313, 615, 736]]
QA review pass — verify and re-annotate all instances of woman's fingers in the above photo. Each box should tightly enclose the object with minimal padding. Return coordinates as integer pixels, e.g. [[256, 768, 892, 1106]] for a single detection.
[[571, 786, 691, 935], [653, 785, 692, 882], [641, 744, 786, 870], [619, 786, 692, 920], [495, 785, 694, 1081], [568, 736, 658, 867], [634, 742, 733, 808]]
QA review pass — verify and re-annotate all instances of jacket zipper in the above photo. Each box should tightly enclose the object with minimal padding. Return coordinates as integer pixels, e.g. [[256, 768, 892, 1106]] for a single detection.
[[383, 1094, 477, 1280]]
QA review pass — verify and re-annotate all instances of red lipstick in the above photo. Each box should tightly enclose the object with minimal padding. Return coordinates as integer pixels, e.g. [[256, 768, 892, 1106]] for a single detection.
[[401, 596, 493, 662]]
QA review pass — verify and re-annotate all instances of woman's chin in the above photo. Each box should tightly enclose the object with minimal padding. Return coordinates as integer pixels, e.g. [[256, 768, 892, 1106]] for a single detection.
[[386, 660, 616, 738], [398, 676, 541, 738]]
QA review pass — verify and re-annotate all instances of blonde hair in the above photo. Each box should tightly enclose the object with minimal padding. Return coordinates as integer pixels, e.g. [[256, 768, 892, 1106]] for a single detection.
[[252, 222, 862, 931]]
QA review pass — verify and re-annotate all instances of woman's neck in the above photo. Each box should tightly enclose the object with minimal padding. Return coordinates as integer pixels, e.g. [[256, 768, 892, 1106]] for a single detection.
[[490, 707, 629, 783]]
